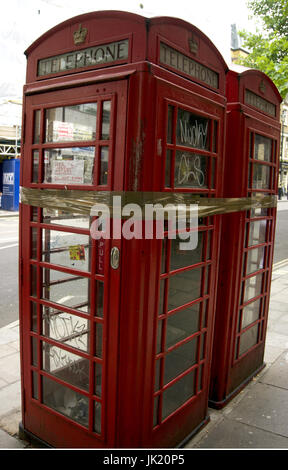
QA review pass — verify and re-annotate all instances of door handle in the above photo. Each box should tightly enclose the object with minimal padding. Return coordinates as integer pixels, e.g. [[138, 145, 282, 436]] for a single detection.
[[110, 246, 120, 270]]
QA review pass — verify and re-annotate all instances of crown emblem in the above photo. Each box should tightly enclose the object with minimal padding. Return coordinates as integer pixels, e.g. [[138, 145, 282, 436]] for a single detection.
[[189, 36, 198, 55], [73, 24, 88, 45], [259, 80, 266, 94]]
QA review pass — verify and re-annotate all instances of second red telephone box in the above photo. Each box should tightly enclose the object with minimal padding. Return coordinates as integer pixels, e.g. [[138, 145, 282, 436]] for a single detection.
[[209, 69, 282, 408]]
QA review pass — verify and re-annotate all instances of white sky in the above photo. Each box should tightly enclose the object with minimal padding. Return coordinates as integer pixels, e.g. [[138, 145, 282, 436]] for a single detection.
[[1, 0, 258, 119]]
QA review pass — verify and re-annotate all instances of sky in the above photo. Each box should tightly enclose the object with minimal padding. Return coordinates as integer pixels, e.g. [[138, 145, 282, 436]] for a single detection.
[[0, 0, 258, 125]]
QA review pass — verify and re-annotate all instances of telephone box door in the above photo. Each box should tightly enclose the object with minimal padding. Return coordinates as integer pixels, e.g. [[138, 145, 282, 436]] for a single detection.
[[20, 79, 127, 448]]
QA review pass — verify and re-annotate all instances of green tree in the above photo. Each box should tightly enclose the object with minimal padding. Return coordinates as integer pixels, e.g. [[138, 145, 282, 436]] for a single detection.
[[237, 0, 288, 98]]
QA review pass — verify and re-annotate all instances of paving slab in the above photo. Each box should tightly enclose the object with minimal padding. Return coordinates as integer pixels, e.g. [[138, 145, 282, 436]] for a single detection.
[[227, 382, 288, 438], [192, 416, 288, 449], [0, 429, 25, 449], [260, 351, 288, 390]]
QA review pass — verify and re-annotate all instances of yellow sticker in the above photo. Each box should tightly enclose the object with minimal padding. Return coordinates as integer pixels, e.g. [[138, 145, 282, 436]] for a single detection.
[[69, 245, 85, 261]]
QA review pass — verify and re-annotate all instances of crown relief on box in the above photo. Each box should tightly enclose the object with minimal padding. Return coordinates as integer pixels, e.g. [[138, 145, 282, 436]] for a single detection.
[[73, 24, 88, 45]]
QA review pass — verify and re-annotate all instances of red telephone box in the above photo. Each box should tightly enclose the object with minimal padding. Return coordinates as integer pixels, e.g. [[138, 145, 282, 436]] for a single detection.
[[19, 11, 228, 447], [209, 69, 282, 408]]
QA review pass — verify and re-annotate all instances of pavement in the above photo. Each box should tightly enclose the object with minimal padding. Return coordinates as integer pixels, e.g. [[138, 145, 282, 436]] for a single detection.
[[0, 206, 287, 450]]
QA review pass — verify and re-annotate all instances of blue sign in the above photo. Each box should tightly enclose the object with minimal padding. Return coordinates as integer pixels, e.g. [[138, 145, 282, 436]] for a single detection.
[[1, 159, 20, 211]]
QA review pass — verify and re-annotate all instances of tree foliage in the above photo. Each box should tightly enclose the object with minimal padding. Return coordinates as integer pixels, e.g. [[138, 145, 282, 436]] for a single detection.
[[237, 0, 288, 98]]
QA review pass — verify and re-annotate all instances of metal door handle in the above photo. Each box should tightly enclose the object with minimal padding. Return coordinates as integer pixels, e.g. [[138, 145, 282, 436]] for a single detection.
[[110, 246, 120, 269]]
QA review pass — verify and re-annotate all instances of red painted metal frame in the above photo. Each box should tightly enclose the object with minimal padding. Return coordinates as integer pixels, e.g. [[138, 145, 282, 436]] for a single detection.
[[19, 10, 228, 448], [209, 69, 282, 409]]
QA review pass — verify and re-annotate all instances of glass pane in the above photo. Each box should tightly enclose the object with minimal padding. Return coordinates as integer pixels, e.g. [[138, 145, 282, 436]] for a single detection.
[[42, 342, 89, 391], [31, 265, 37, 297], [33, 110, 41, 144], [212, 121, 218, 152], [239, 324, 259, 356], [164, 336, 198, 384], [96, 281, 104, 318], [42, 308, 89, 352], [158, 280, 165, 315], [31, 302, 38, 332], [252, 163, 270, 189], [94, 401, 101, 434], [170, 232, 203, 271], [32, 150, 39, 183], [165, 150, 172, 187], [241, 299, 261, 329], [176, 109, 210, 150], [45, 103, 97, 143], [99, 147, 108, 185], [95, 363, 102, 397], [168, 268, 202, 311], [174, 151, 208, 188], [245, 246, 265, 275], [42, 375, 89, 427], [162, 369, 196, 420], [248, 220, 267, 246], [31, 337, 38, 366], [254, 134, 272, 162], [42, 229, 90, 272], [167, 105, 173, 144], [32, 371, 38, 399], [166, 303, 200, 349], [101, 101, 111, 140], [43, 208, 91, 229], [42, 268, 89, 313], [244, 273, 263, 302], [31, 228, 38, 260], [44, 147, 95, 185], [95, 323, 103, 358]]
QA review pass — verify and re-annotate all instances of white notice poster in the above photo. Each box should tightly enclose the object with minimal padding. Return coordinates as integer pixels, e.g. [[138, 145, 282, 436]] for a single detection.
[[51, 160, 85, 184]]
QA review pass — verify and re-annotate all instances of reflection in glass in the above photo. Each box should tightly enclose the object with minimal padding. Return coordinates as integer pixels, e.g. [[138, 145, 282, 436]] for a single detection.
[[174, 151, 208, 188], [252, 163, 270, 189], [33, 110, 41, 144], [170, 232, 203, 271], [245, 246, 265, 275], [166, 304, 200, 349], [243, 273, 263, 302], [101, 101, 111, 140], [165, 150, 172, 187], [167, 105, 173, 144], [96, 281, 104, 318], [168, 268, 202, 311], [162, 369, 196, 420], [248, 220, 267, 246], [42, 342, 89, 391], [95, 363, 102, 397], [42, 268, 89, 313], [164, 336, 198, 385], [99, 147, 108, 185], [44, 147, 95, 185], [42, 229, 90, 272], [43, 208, 91, 229], [254, 134, 272, 162], [45, 103, 97, 143], [239, 324, 259, 356], [94, 401, 101, 434], [240, 299, 261, 330], [176, 109, 210, 150], [32, 150, 39, 183], [95, 323, 103, 358], [42, 375, 89, 427]]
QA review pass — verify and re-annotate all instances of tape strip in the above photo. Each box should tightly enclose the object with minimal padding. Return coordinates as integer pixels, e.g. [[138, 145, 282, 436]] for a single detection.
[[20, 187, 277, 218]]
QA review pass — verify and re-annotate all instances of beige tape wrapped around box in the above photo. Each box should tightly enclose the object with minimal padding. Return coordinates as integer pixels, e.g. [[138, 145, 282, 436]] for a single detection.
[[20, 187, 277, 218]]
